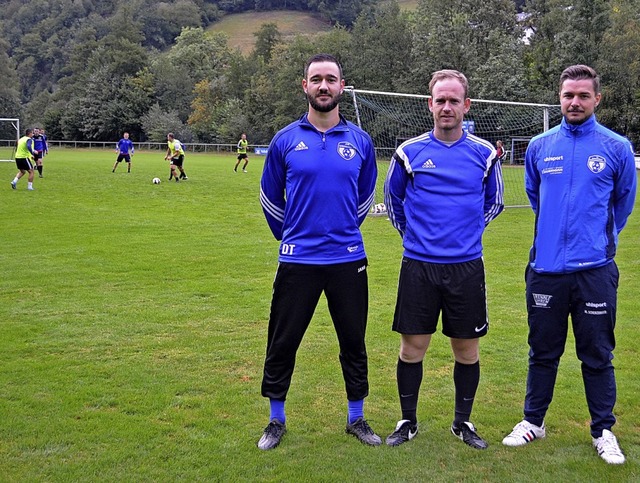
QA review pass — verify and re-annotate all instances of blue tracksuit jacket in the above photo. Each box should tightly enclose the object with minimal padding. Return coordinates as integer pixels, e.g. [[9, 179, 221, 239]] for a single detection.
[[525, 115, 637, 273]]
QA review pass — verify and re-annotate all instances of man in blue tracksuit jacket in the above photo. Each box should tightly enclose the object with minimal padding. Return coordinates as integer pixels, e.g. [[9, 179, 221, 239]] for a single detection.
[[503, 65, 636, 465], [257, 53, 379, 451]]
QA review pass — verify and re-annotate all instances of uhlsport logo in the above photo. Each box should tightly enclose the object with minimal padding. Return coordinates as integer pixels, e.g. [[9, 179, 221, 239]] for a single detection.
[[532, 293, 552, 308], [337, 142, 357, 160], [587, 155, 606, 173]]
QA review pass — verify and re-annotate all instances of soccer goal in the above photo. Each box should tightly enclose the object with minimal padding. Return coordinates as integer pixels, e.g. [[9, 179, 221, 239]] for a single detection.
[[342, 88, 561, 208], [0, 118, 20, 162]]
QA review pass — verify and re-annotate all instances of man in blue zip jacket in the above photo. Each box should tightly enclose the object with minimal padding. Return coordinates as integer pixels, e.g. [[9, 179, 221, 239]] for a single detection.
[[503, 65, 636, 465], [257, 53, 379, 450]]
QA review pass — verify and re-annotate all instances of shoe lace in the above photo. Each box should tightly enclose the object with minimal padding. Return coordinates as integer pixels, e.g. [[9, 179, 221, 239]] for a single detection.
[[511, 421, 533, 437], [265, 421, 282, 437], [353, 419, 374, 435], [598, 434, 622, 455]]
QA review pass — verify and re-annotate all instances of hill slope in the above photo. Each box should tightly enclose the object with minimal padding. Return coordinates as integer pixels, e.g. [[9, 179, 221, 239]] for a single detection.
[[208, 11, 333, 54]]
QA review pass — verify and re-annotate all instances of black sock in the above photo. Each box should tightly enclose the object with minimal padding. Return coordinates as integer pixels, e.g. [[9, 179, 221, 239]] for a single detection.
[[453, 360, 480, 425], [397, 359, 423, 423], [38, 166, 43, 175]]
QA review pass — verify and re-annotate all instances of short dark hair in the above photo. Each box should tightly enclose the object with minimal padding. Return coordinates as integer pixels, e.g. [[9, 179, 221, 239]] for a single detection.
[[25, 128, 33, 136], [429, 69, 469, 99], [559, 64, 600, 94], [304, 53, 343, 80]]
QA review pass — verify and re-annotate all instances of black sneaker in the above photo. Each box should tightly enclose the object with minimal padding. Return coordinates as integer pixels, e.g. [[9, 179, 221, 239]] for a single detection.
[[257, 420, 286, 450], [386, 419, 418, 446], [346, 418, 382, 446], [451, 421, 488, 449]]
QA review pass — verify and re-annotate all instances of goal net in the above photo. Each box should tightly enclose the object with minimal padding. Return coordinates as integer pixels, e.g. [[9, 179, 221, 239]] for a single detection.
[[0, 118, 20, 162], [342, 89, 562, 208]]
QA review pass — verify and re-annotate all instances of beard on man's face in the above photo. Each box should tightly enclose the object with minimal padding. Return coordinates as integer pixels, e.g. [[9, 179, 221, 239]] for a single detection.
[[307, 91, 342, 113]]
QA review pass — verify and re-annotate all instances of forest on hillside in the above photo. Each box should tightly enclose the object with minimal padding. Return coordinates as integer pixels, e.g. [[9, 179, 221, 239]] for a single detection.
[[1, 0, 639, 146]]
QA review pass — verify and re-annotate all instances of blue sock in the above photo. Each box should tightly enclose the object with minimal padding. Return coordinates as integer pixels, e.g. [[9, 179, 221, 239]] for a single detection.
[[269, 399, 286, 424], [347, 399, 364, 424]]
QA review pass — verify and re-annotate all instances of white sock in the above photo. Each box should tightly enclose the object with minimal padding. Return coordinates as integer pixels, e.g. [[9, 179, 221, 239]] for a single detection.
[[28, 182, 33, 189], [13, 177, 18, 184]]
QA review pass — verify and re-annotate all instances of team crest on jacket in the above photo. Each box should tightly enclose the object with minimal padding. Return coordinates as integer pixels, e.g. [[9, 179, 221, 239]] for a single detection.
[[337, 142, 356, 160], [587, 155, 606, 173]]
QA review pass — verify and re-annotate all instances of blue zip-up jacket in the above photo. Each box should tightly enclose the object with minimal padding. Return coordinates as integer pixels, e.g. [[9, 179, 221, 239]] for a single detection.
[[384, 130, 504, 263], [525, 115, 636, 274], [260, 113, 377, 264]]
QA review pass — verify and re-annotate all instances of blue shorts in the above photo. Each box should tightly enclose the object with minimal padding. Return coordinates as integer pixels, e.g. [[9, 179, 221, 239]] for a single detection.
[[392, 257, 488, 338]]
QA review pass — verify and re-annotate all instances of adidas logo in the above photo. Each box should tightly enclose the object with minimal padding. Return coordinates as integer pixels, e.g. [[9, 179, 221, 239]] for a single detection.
[[294, 141, 308, 151], [422, 159, 436, 169]]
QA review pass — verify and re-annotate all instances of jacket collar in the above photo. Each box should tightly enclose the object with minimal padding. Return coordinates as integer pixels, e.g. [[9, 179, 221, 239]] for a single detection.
[[299, 112, 349, 132], [561, 114, 597, 136]]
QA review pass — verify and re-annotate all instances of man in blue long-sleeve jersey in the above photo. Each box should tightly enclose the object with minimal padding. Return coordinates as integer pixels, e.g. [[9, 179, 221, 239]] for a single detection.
[[384, 69, 504, 449], [258, 53, 379, 450]]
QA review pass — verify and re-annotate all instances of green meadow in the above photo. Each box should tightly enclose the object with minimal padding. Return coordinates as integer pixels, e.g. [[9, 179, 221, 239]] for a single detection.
[[1, 149, 638, 481]]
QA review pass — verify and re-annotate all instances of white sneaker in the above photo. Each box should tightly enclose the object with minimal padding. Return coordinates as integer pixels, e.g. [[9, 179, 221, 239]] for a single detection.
[[593, 429, 625, 464], [502, 420, 546, 446]]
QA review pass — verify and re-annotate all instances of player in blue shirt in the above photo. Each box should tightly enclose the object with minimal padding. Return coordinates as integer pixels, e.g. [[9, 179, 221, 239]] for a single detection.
[[112, 132, 134, 173], [258, 53, 379, 450], [32, 128, 48, 178], [384, 69, 504, 450], [502, 65, 636, 465]]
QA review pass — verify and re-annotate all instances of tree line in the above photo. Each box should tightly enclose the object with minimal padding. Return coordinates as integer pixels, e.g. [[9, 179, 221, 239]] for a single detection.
[[1, 0, 639, 147]]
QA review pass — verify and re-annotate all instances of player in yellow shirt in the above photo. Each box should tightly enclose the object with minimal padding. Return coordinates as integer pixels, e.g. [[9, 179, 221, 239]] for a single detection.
[[165, 132, 188, 182], [234, 133, 249, 172]]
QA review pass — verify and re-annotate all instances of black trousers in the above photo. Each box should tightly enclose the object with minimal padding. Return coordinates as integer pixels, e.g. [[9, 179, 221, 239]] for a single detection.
[[261, 259, 370, 401]]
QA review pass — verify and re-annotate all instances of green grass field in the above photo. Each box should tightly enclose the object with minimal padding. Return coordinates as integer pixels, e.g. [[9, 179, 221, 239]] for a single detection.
[[1, 150, 639, 481]]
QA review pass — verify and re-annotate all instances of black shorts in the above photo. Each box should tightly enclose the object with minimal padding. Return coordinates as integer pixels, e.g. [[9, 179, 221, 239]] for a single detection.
[[392, 256, 488, 338], [237, 153, 248, 160], [116, 154, 131, 163], [171, 155, 184, 167], [34, 151, 43, 161], [15, 158, 33, 171]]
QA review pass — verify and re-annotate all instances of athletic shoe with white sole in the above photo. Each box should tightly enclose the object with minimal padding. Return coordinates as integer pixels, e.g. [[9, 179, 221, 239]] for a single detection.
[[593, 429, 625, 464], [451, 421, 488, 449], [257, 420, 286, 450], [386, 419, 418, 446], [502, 420, 546, 447], [346, 418, 382, 446], [11, 181, 16, 189]]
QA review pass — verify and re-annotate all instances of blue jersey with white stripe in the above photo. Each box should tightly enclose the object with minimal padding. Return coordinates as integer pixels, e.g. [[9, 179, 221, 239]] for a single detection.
[[384, 130, 504, 263], [260, 113, 377, 264]]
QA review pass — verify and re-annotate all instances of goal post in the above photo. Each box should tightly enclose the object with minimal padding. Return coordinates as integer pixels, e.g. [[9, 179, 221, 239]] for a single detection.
[[0, 118, 20, 162], [342, 88, 561, 208]]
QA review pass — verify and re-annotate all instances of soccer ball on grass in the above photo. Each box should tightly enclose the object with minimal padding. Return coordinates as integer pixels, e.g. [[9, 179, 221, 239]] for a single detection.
[[152, 177, 161, 184]]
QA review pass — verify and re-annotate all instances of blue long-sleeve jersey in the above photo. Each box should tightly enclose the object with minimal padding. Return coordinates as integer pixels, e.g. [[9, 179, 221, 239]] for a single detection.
[[525, 115, 636, 274], [260, 113, 377, 264], [33, 134, 47, 152], [384, 130, 504, 263], [117, 138, 134, 155]]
